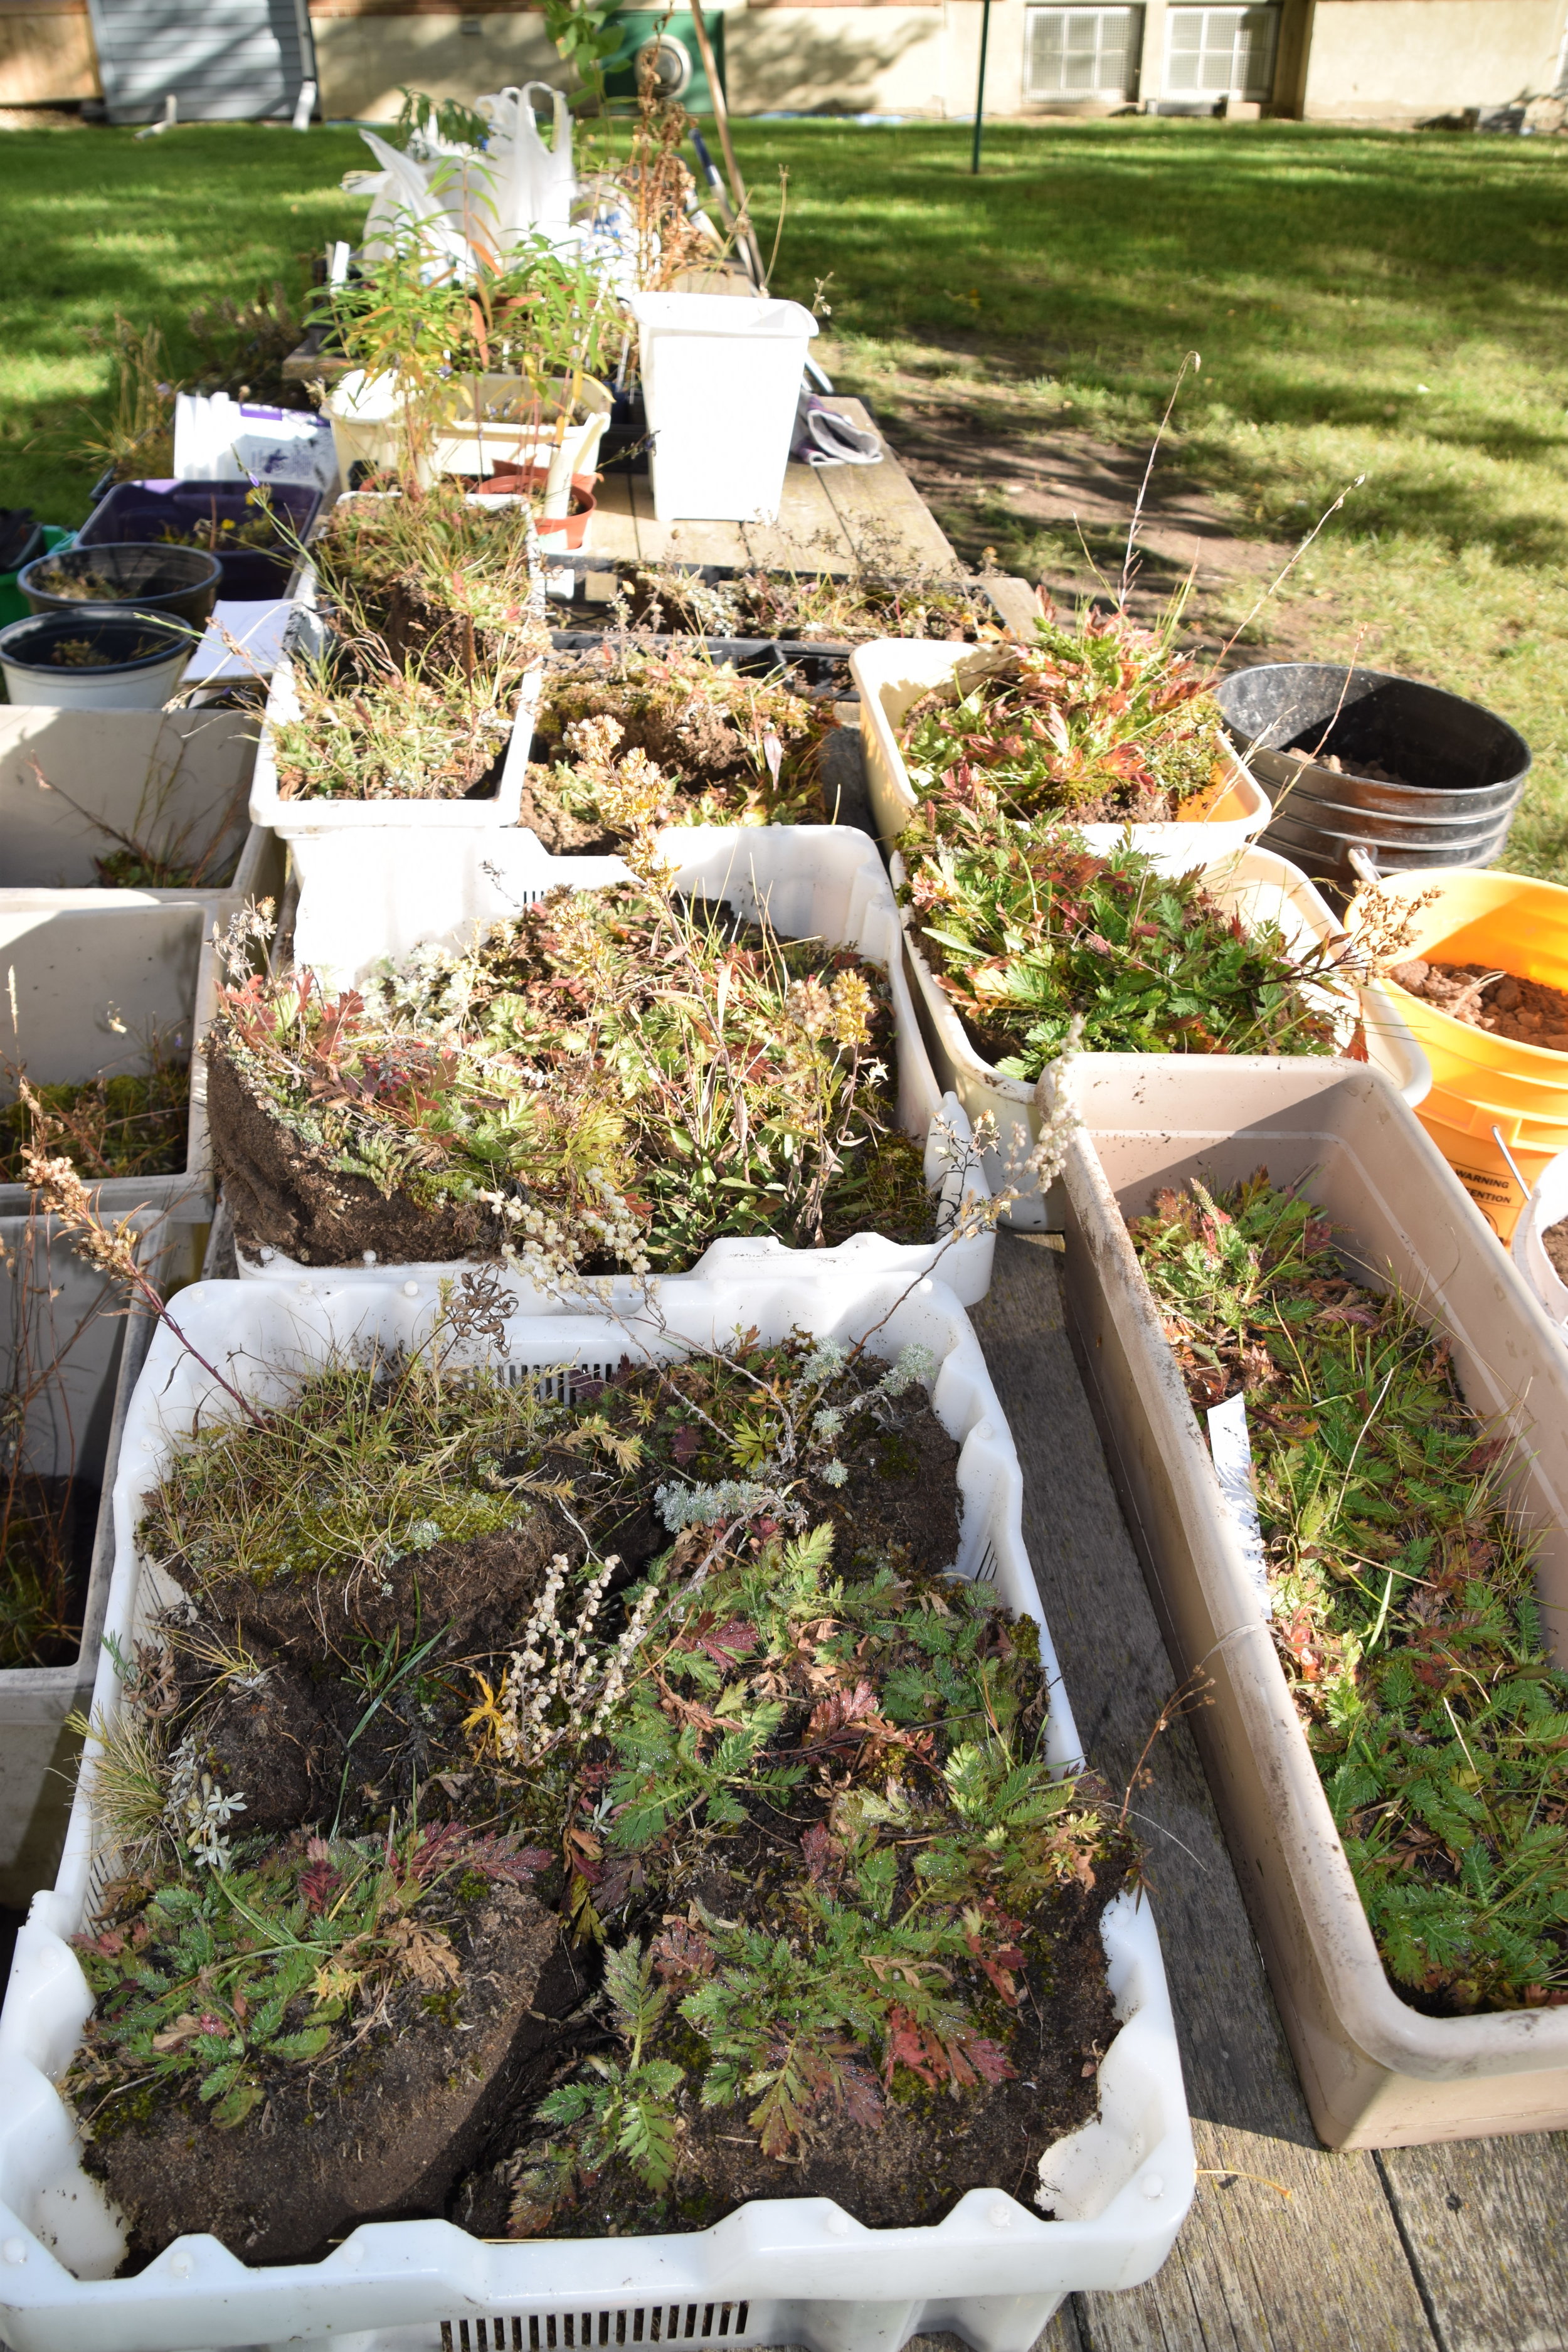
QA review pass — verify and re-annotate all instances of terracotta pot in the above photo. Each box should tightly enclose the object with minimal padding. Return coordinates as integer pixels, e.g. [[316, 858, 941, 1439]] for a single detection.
[[476, 465, 597, 548]]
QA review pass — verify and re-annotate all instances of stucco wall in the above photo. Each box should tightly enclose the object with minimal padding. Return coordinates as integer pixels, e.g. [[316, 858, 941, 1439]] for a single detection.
[[1302, 0, 1567, 117], [0, 0, 99, 102], [311, 6, 566, 121]]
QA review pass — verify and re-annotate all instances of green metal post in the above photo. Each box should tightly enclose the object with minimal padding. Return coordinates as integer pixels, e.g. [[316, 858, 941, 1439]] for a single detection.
[[970, 0, 993, 172]]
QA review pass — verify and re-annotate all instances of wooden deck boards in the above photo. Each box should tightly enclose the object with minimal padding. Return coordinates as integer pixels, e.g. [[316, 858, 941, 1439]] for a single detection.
[[967, 1231, 1568, 2352], [588, 399, 959, 574]]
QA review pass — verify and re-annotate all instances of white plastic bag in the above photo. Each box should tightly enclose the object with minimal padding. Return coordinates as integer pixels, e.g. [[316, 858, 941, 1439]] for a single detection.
[[172, 393, 338, 494], [475, 83, 575, 244], [342, 128, 474, 270]]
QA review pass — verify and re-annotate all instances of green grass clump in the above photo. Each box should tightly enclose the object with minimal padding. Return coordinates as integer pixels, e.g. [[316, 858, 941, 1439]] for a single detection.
[[139, 1352, 541, 1591], [1131, 1173, 1568, 2015]]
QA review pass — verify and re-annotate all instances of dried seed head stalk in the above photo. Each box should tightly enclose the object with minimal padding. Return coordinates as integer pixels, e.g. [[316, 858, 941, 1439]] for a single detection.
[[493, 1549, 665, 1762]]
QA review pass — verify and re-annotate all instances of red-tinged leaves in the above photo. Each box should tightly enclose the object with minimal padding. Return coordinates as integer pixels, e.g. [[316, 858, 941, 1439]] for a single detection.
[[837, 2057, 886, 2129], [807, 1679, 886, 1744], [960, 2033, 1017, 2087], [671, 1424, 699, 1468], [300, 1859, 341, 1915], [800, 1822, 842, 1884], [650, 1917, 716, 1985], [696, 1616, 758, 1668]]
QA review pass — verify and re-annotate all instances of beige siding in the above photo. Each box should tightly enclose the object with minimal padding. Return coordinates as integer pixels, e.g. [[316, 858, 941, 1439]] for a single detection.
[[0, 0, 100, 103]]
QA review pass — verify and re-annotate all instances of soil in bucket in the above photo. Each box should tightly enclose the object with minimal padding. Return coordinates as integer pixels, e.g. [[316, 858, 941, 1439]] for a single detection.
[[66, 1330, 1130, 2266], [1391, 960, 1568, 1052]]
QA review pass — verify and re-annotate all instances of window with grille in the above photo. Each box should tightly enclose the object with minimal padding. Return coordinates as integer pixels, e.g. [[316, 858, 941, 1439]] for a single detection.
[[1024, 7, 1144, 99], [1165, 5, 1278, 97]]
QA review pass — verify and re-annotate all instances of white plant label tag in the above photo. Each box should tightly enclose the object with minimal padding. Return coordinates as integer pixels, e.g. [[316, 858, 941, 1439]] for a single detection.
[[1206, 1392, 1272, 1618]]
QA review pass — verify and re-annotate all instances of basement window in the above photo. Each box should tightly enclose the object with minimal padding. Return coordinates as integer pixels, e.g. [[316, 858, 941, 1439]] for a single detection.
[[1024, 7, 1145, 100], [1165, 5, 1278, 98]]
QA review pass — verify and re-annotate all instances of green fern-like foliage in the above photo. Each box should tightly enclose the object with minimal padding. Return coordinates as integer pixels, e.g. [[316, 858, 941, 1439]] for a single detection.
[[1131, 1173, 1568, 2015]]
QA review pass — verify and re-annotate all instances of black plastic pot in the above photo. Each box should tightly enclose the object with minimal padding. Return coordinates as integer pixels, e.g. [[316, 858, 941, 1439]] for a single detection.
[[1214, 662, 1530, 898], [77, 479, 321, 600], [0, 510, 42, 575], [19, 541, 223, 632]]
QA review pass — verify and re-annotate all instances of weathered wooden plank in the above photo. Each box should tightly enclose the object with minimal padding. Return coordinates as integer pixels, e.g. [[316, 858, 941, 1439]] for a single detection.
[[984, 574, 1044, 633], [972, 1234, 1437, 2352], [587, 471, 642, 565], [1377, 2135, 1568, 2352], [741, 458, 858, 572], [817, 399, 961, 576]]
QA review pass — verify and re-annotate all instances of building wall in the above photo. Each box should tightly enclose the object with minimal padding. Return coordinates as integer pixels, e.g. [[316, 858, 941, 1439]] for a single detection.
[[309, 0, 565, 120], [0, 0, 100, 101], [1301, 0, 1566, 118]]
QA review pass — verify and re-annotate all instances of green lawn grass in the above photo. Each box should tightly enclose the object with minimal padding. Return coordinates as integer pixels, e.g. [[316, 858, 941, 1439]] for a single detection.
[[731, 118, 1568, 878], [1, 115, 1564, 873]]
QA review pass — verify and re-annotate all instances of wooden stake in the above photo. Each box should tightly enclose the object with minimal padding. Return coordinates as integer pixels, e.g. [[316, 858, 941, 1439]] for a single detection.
[[687, 9, 767, 289]]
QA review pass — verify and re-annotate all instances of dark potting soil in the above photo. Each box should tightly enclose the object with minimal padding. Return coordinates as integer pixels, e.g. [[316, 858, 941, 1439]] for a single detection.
[[205, 1046, 502, 1268], [1390, 960, 1568, 1051], [1542, 1218, 1568, 1286], [458, 1858, 1125, 2240], [88, 1887, 585, 2268]]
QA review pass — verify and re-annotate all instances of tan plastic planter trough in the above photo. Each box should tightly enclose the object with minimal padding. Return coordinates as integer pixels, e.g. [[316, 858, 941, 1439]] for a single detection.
[[894, 844, 1430, 1226], [1054, 1055, 1568, 2147], [850, 640, 1271, 873]]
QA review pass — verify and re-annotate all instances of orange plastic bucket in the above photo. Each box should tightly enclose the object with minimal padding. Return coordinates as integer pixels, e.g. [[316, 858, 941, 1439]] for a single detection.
[[1346, 869, 1568, 1161], [1411, 1108, 1553, 1243]]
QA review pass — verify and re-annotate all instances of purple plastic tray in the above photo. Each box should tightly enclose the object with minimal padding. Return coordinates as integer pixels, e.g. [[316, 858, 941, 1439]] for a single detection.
[[77, 479, 320, 601]]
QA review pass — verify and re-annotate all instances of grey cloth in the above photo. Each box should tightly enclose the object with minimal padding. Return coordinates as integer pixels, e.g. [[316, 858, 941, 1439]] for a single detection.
[[792, 393, 882, 469]]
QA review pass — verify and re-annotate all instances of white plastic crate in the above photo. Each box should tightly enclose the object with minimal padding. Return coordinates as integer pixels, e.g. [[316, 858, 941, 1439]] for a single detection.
[[253, 827, 997, 1305], [0, 1268, 1193, 2352], [0, 891, 241, 1224], [893, 842, 1433, 1226], [247, 590, 541, 838], [850, 639, 1270, 874]]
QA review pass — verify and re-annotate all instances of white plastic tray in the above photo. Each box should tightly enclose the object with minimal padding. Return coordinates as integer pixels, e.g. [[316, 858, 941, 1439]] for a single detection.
[[247, 564, 541, 835], [0, 1269, 1193, 2352], [850, 638, 1270, 874], [255, 827, 997, 1305], [894, 842, 1431, 1226], [0, 890, 241, 1224]]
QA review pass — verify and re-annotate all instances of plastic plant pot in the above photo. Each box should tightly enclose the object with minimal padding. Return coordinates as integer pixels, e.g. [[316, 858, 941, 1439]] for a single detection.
[[0, 527, 71, 630], [1056, 1054, 1568, 2148], [851, 640, 1271, 875], [1345, 866, 1568, 1242], [629, 293, 819, 524], [75, 480, 321, 600], [431, 375, 612, 511], [1214, 662, 1531, 900], [476, 466, 597, 547], [0, 1268, 1194, 2352], [19, 541, 222, 633], [0, 609, 193, 711]]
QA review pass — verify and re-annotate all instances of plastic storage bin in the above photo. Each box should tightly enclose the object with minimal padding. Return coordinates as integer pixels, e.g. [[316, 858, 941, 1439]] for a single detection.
[[0, 1242, 157, 1911], [1511, 1148, 1568, 1335], [0, 1268, 1193, 2352], [260, 825, 997, 1305], [1057, 1054, 1568, 2148], [0, 891, 240, 1223], [896, 843, 1431, 1224], [629, 294, 818, 524], [74, 480, 321, 601], [0, 706, 270, 898], [851, 640, 1270, 874], [1347, 866, 1568, 1242]]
